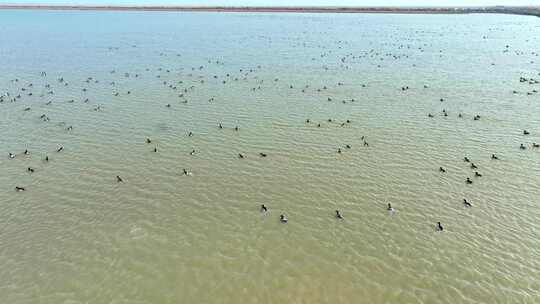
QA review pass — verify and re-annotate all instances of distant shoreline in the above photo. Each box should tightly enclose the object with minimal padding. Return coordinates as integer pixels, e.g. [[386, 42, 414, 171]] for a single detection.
[[0, 5, 539, 17]]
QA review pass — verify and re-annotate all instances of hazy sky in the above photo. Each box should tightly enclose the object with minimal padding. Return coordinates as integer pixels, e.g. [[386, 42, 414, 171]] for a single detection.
[[1, 0, 539, 6]]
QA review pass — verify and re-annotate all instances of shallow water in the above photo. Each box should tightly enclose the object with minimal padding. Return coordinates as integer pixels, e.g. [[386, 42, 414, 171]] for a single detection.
[[1, 10, 540, 303]]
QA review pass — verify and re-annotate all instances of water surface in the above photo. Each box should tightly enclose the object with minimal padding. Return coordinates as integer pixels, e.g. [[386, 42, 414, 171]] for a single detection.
[[1, 10, 540, 303]]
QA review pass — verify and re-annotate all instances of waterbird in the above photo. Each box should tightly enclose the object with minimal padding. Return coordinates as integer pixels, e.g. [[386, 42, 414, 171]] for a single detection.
[[520, 144, 526, 150], [471, 163, 478, 169], [466, 178, 473, 184], [27, 167, 34, 173], [24, 149, 29, 155], [146, 138, 152, 144], [280, 214, 288, 223], [15, 186, 25, 192], [335, 210, 343, 219], [116, 175, 123, 182], [533, 143, 539, 148], [259, 153, 267, 157], [261, 204, 268, 212], [238, 153, 244, 159], [439, 167, 446, 173], [387, 203, 395, 212], [463, 199, 472, 207], [437, 222, 444, 231], [491, 154, 499, 160], [9, 152, 15, 159], [57, 146, 64, 152], [475, 172, 482, 177], [523, 130, 530, 135], [464, 157, 470, 162]]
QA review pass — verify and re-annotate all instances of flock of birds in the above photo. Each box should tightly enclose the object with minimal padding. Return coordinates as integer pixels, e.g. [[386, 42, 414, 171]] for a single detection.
[[3, 30, 539, 233]]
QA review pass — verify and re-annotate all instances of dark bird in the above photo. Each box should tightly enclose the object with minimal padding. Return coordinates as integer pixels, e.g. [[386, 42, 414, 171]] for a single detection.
[[116, 175, 123, 182], [280, 214, 288, 223], [335, 210, 343, 219], [463, 199, 472, 207], [437, 222, 444, 231], [261, 204, 268, 212]]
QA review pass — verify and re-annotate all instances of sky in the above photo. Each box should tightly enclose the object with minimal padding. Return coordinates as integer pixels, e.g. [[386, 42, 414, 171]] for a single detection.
[[1, 0, 539, 6]]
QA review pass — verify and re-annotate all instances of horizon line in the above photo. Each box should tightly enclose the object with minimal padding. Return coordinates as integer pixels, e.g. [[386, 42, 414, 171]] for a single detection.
[[0, 4, 539, 17]]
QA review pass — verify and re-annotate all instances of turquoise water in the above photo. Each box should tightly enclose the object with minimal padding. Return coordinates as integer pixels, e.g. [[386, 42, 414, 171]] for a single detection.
[[1, 10, 540, 303]]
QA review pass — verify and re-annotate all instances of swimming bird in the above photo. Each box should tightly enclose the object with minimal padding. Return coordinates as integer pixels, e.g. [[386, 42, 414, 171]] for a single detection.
[[474, 172, 482, 177], [24, 149, 29, 155], [153, 147, 158, 152], [345, 144, 351, 149], [520, 144, 526, 150], [15, 186, 25, 192], [466, 178, 473, 184], [146, 138, 152, 144], [190, 149, 196, 156], [463, 199, 472, 207], [261, 204, 268, 212], [44, 156, 49, 162], [335, 210, 343, 219], [116, 175, 123, 182], [439, 167, 446, 173], [259, 153, 267, 157], [56, 146, 64, 152], [280, 214, 288, 223], [9, 152, 15, 159], [491, 154, 499, 160], [234, 126, 239, 131], [437, 222, 444, 231], [464, 157, 470, 162], [238, 153, 244, 159], [470, 163, 478, 169], [523, 130, 530, 135], [387, 203, 395, 212], [533, 143, 539, 148], [337, 148, 342, 154], [218, 123, 223, 129], [27, 167, 34, 173]]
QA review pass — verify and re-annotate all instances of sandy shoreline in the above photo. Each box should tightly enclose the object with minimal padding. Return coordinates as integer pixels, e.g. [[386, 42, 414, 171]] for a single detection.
[[0, 5, 539, 17]]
